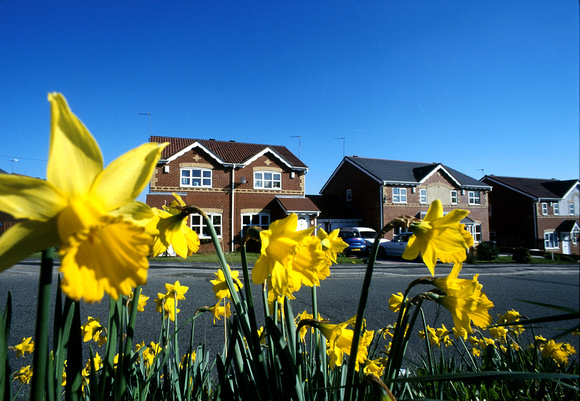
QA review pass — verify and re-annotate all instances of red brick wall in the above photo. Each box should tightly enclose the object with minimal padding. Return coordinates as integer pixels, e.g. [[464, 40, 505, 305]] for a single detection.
[[148, 148, 305, 253]]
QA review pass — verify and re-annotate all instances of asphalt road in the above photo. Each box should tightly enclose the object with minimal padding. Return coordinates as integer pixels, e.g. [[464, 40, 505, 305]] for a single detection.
[[2, 259, 579, 375]]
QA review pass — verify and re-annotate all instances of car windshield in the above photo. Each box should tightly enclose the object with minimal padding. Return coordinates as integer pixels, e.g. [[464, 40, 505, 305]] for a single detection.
[[359, 231, 377, 239]]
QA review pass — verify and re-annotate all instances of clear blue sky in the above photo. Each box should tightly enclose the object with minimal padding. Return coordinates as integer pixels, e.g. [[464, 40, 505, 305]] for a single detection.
[[1, 1, 578, 202]]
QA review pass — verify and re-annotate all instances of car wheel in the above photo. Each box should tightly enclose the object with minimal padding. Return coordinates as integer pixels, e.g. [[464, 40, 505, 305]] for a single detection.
[[378, 247, 386, 258]]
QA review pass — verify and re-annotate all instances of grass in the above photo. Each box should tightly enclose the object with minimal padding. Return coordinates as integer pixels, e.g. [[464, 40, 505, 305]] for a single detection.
[[149, 252, 367, 265]]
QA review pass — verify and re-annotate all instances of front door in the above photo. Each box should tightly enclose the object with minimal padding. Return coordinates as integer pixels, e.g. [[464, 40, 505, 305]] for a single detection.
[[561, 233, 571, 255], [296, 215, 309, 231]]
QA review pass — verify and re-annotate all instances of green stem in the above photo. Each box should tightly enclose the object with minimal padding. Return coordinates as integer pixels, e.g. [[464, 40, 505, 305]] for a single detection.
[[31, 248, 54, 401]]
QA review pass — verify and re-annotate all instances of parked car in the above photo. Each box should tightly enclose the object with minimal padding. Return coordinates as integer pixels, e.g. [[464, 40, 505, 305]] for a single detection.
[[337, 228, 367, 255], [338, 227, 388, 255], [379, 232, 413, 257]]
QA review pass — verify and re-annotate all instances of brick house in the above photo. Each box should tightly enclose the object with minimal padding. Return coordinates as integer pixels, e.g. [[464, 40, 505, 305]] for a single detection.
[[481, 175, 580, 255], [320, 156, 492, 243], [146, 137, 319, 252], [0, 168, 18, 236]]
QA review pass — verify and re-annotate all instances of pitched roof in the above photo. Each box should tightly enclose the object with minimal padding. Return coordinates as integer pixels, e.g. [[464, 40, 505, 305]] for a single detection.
[[482, 175, 579, 200], [150, 136, 308, 169], [327, 156, 489, 189], [0, 168, 9, 175], [306, 195, 362, 220], [276, 197, 320, 214]]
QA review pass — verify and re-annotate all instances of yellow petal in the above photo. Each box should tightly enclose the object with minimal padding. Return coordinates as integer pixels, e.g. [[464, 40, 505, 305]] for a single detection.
[[91, 142, 166, 211], [0, 174, 66, 221], [59, 217, 151, 302], [424, 200, 443, 221], [47, 93, 103, 199], [0, 220, 60, 272]]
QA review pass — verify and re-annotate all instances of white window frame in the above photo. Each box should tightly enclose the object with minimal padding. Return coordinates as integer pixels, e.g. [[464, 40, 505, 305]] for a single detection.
[[419, 188, 427, 204], [541, 203, 548, 216], [190, 213, 222, 238], [393, 187, 407, 204], [254, 171, 281, 190], [450, 190, 458, 205], [569, 203, 576, 215], [181, 168, 212, 188], [544, 232, 559, 249], [553, 203, 559, 215], [346, 189, 352, 202], [572, 228, 579, 245], [241, 212, 270, 234], [465, 224, 481, 243], [468, 191, 481, 205]]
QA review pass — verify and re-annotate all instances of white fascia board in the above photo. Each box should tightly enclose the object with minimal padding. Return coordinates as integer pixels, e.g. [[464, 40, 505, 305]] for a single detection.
[[165, 142, 226, 165], [561, 180, 580, 200], [482, 176, 540, 200], [420, 165, 462, 187], [243, 147, 296, 170], [383, 181, 418, 186]]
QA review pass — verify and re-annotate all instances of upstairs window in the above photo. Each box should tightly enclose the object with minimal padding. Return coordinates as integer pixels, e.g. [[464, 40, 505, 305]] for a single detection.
[[346, 189, 352, 202], [553, 203, 559, 215], [181, 168, 212, 188], [393, 187, 407, 204], [468, 191, 481, 205], [450, 190, 458, 205], [569, 203, 576, 215], [419, 188, 428, 204], [254, 171, 281, 190], [541, 203, 548, 215]]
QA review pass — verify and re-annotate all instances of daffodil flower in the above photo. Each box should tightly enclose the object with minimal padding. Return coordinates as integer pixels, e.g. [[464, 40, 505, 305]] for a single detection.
[[80, 316, 107, 345], [252, 213, 314, 294], [317, 228, 349, 263], [0, 93, 166, 302], [165, 280, 189, 300], [13, 365, 33, 384], [211, 264, 243, 300], [128, 292, 149, 312], [318, 316, 374, 371], [150, 193, 200, 258], [13, 337, 34, 358], [438, 278, 494, 333], [209, 300, 231, 324], [402, 199, 472, 275], [388, 292, 404, 313]]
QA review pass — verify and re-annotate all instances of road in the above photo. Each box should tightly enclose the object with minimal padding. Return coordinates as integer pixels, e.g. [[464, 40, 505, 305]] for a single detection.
[[2, 259, 579, 374]]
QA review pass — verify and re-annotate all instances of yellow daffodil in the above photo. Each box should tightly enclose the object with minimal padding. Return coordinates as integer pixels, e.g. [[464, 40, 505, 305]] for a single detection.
[[81, 316, 106, 344], [128, 292, 149, 312], [211, 265, 243, 300], [82, 352, 103, 378], [13, 337, 34, 358], [388, 292, 404, 313], [142, 342, 162, 368], [252, 214, 314, 292], [13, 365, 33, 384], [402, 200, 472, 275], [209, 300, 232, 324], [150, 193, 200, 258], [318, 316, 374, 371], [419, 326, 440, 347], [431, 264, 494, 333], [180, 351, 196, 369], [317, 228, 349, 263], [452, 326, 468, 340], [0, 93, 166, 302], [489, 326, 509, 341], [154, 294, 180, 321], [541, 339, 576, 366], [363, 358, 386, 377], [165, 280, 189, 300], [285, 236, 328, 292], [437, 279, 493, 333]]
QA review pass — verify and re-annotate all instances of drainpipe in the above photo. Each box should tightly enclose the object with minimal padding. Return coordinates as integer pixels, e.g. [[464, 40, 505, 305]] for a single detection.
[[230, 166, 236, 253], [532, 201, 538, 249], [379, 184, 385, 231]]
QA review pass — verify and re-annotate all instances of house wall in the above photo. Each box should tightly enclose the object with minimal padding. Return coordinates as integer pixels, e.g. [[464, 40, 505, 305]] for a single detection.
[[320, 162, 382, 230], [148, 147, 305, 252], [484, 180, 536, 248], [382, 170, 489, 241], [323, 162, 490, 243]]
